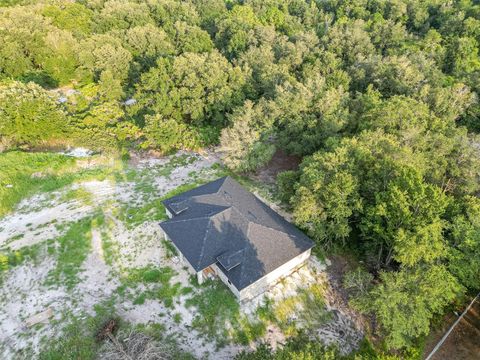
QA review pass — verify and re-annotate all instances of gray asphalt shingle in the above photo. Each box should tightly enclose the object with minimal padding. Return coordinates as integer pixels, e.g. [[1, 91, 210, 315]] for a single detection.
[[160, 176, 314, 290]]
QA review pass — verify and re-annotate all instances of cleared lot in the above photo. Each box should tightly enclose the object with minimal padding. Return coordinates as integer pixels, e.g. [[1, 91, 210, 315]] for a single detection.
[[0, 150, 362, 359]]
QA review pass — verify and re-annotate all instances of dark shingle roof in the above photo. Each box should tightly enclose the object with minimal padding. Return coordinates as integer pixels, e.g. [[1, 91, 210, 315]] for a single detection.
[[160, 176, 314, 290]]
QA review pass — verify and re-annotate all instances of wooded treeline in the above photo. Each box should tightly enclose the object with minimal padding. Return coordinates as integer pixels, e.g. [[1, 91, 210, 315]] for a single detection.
[[0, 0, 479, 356]]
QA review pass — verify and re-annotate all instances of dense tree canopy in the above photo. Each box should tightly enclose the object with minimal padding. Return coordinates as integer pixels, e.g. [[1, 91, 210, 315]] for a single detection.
[[0, 0, 479, 354]]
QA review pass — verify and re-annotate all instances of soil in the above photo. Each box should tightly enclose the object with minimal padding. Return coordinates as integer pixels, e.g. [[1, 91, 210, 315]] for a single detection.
[[251, 149, 301, 185], [423, 298, 480, 360]]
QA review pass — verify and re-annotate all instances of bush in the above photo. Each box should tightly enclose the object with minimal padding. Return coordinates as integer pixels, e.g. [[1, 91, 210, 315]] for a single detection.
[[276, 170, 299, 204], [0, 81, 68, 150]]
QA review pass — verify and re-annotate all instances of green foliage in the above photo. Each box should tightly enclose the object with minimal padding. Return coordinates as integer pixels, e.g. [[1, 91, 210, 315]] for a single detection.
[[354, 265, 462, 349], [276, 170, 299, 204], [0, 82, 68, 149], [447, 196, 480, 289], [1, 0, 480, 354], [46, 215, 103, 289], [0, 151, 118, 216], [132, 51, 246, 126], [0, 151, 73, 216]]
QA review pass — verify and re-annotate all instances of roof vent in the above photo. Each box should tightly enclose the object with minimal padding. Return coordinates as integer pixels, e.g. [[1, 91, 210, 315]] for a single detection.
[[170, 200, 189, 215], [217, 248, 245, 271], [223, 191, 232, 201]]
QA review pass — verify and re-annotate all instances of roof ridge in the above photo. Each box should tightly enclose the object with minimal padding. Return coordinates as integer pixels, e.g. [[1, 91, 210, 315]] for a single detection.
[[160, 216, 212, 224], [197, 218, 214, 270]]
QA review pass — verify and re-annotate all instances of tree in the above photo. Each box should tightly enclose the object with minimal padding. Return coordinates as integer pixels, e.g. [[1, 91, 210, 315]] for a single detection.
[[360, 167, 448, 268], [219, 100, 275, 172], [78, 34, 133, 83], [133, 51, 246, 126], [142, 114, 198, 153], [215, 4, 261, 59], [93, 0, 154, 32], [447, 196, 480, 290], [272, 75, 350, 156], [291, 143, 362, 248], [355, 266, 461, 349], [174, 21, 214, 54], [324, 19, 375, 66], [0, 81, 67, 149]]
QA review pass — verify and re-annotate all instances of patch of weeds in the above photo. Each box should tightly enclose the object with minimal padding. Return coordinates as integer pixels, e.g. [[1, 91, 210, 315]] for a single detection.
[[180, 286, 194, 296], [0, 151, 122, 217], [133, 292, 148, 305], [185, 280, 238, 345], [38, 299, 119, 360], [123, 266, 181, 308], [185, 280, 266, 346], [157, 154, 198, 178], [0, 243, 44, 281], [297, 284, 331, 328], [118, 181, 204, 228], [260, 284, 331, 337], [155, 281, 182, 308], [46, 214, 104, 289], [162, 239, 178, 258], [60, 187, 94, 206], [126, 266, 176, 285], [100, 227, 118, 267], [173, 313, 182, 324], [234, 317, 267, 346]]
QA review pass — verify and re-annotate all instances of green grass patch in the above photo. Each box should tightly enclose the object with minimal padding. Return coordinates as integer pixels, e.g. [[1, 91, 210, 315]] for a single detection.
[[0, 242, 44, 282], [46, 214, 104, 289], [60, 187, 94, 206], [162, 239, 178, 258], [0, 151, 75, 216], [185, 280, 267, 346], [122, 266, 183, 308], [118, 181, 205, 228], [0, 151, 122, 217]]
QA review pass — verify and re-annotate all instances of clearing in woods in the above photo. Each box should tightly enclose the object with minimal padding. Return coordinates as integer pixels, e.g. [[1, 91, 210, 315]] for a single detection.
[[0, 149, 363, 359]]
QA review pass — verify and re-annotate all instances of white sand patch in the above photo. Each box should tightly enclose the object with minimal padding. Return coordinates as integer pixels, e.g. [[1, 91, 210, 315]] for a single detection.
[[75, 228, 119, 315], [0, 199, 92, 250], [77, 179, 133, 204], [60, 147, 93, 158], [106, 217, 165, 269], [0, 259, 70, 357]]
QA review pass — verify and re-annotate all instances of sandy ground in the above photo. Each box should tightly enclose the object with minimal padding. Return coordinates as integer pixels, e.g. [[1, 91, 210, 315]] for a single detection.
[[0, 150, 363, 359]]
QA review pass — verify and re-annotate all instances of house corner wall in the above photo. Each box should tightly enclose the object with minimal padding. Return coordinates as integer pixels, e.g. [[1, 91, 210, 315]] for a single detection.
[[211, 263, 241, 299], [238, 249, 311, 301]]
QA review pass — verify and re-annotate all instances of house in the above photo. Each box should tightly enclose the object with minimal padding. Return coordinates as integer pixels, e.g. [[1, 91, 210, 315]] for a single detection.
[[159, 176, 314, 301]]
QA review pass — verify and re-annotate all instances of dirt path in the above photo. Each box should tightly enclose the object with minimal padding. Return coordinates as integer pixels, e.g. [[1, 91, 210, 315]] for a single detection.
[[423, 299, 480, 360]]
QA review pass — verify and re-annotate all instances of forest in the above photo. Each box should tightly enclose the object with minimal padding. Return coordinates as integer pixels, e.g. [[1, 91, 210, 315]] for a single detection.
[[0, 0, 479, 358]]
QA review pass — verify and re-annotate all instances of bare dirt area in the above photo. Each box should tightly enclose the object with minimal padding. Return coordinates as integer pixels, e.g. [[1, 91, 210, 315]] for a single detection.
[[423, 298, 480, 360], [0, 149, 364, 359], [251, 149, 301, 185]]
